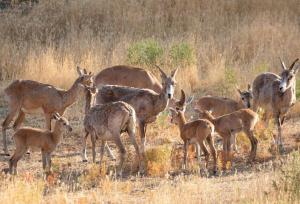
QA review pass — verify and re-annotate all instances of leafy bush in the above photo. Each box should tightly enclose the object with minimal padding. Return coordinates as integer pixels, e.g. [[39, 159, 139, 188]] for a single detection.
[[217, 67, 238, 96], [127, 39, 163, 66], [169, 43, 195, 67]]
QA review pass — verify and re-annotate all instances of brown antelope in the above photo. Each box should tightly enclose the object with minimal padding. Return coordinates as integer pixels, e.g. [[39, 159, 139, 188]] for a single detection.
[[9, 113, 72, 175], [196, 109, 258, 169], [2, 67, 92, 155], [194, 85, 253, 151], [96, 66, 179, 154], [82, 86, 115, 162], [252, 58, 299, 152], [94, 65, 181, 108], [169, 90, 217, 173], [94, 65, 162, 93], [83, 87, 144, 176]]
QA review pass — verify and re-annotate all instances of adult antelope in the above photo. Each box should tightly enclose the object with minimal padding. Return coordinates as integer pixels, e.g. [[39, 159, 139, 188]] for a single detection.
[[94, 65, 183, 107], [96, 66, 178, 154], [2, 67, 92, 155], [94, 65, 162, 93], [252, 58, 299, 152], [194, 85, 253, 117]]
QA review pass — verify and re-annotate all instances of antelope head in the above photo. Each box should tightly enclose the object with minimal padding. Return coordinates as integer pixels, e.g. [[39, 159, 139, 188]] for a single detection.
[[236, 84, 253, 108], [195, 109, 214, 121], [52, 113, 73, 132], [156, 65, 178, 99], [174, 89, 194, 112], [169, 108, 181, 125], [278, 58, 299, 93], [76, 66, 94, 88]]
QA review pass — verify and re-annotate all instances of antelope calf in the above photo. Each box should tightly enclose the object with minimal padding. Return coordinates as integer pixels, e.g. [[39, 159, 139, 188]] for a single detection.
[[169, 91, 217, 173], [9, 113, 72, 174], [252, 58, 299, 152], [197, 109, 258, 169], [83, 87, 144, 176], [194, 85, 253, 151]]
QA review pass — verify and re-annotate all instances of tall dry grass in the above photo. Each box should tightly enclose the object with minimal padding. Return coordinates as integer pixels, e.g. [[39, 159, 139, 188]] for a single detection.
[[0, 0, 299, 95]]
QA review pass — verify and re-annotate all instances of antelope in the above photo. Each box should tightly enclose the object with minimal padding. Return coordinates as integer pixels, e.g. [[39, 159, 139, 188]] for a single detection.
[[96, 66, 178, 154], [196, 109, 258, 169], [94, 65, 180, 108], [252, 58, 299, 152], [2, 67, 92, 155], [9, 113, 72, 175], [94, 65, 162, 93], [169, 90, 217, 173], [82, 86, 115, 162], [83, 87, 144, 176], [194, 85, 253, 151]]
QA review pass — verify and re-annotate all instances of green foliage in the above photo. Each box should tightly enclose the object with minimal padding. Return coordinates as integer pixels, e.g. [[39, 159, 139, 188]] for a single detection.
[[127, 39, 163, 66], [296, 79, 300, 99], [217, 67, 238, 96], [169, 43, 195, 67]]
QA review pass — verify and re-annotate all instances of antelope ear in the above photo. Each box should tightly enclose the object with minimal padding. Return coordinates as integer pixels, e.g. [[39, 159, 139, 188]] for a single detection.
[[83, 68, 88, 74], [279, 57, 287, 70], [156, 65, 167, 79], [171, 68, 178, 79], [77, 66, 84, 76], [236, 87, 242, 94], [178, 89, 186, 106], [247, 84, 252, 91]]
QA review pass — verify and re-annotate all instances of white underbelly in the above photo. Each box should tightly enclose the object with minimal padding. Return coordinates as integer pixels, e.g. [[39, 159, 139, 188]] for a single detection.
[[21, 107, 44, 114]]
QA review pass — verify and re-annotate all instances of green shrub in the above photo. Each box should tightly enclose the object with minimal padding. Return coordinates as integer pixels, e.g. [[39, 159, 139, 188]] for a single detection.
[[127, 39, 163, 66], [217, 67, 238, 96], [169, 43, 195, 67]]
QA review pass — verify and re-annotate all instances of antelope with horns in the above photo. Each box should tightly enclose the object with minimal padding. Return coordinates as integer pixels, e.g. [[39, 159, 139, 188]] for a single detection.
[[94, 65, 182, 109], [252, 58, 299, 152], [83, 86, 144, 176], [9, 113, 72, 175], [169, 90, 217, 173], [194, 85, 253, 151], [2, 67, 92, 155], [96, 66, 179, 154], [196, 109, 258, 169]]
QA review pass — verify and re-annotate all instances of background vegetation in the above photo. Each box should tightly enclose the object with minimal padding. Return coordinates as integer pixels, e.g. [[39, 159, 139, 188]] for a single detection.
[[0, 0, 299, 96]]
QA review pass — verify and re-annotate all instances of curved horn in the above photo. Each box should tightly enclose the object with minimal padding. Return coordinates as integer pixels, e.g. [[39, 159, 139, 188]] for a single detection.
[[178, 89, 186, 105], [279, 57, 287, 70], [155, 65, 167, 79], [171, 68, 178, 78], [289, 58, 299, 70]]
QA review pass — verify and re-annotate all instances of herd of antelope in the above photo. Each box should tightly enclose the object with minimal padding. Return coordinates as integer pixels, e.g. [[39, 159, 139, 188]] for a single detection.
[[1, 58, 299, 176]]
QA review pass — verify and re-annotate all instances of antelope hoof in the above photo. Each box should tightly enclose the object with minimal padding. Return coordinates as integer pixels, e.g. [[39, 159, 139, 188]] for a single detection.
[[82, 159, 88, 162]]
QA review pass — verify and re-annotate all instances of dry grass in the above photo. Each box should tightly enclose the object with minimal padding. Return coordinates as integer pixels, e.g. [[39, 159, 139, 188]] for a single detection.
[[0, 0, 299, 95]]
